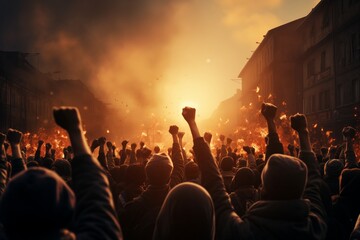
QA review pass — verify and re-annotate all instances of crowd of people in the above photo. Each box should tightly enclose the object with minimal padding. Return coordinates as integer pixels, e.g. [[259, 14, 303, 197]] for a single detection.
[[0, 102, 359, 240]]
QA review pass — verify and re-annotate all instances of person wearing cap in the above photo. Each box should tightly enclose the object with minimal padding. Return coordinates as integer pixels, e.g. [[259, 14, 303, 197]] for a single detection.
[[182, 107, 327, 240], [0, 107, 122, 240], [118, 125, 184, 240]]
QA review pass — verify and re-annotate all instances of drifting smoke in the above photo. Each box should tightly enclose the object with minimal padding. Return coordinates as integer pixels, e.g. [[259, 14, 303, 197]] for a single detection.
[[0, 0, 187, 138]]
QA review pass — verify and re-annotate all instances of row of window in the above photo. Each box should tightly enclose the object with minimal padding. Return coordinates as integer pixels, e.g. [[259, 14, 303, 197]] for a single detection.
[[336, 79, 360, 106], [306, 79, 360, 114], [306, 90, 331, 114]]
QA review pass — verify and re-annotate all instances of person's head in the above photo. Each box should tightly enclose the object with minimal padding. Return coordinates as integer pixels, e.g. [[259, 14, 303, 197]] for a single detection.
[[27, 160, 39, 168], [153, 182, 215, 240], [52, 159, 72, 183], [185, 161, 200, 181], [324, 159, 343, 178], [237, 158, 247, 168], [42, 157, 54, 169], [0, 167, 75, 239], [231, 167, 255, 191], [154, 146, 161, 154], [145, 153, 173, 186], [320, 147, 328, 157], [339, 169, 360, 198], [261, 154, 307, 200], [220, 156, 234, 172], [125, 164, 145, 186]]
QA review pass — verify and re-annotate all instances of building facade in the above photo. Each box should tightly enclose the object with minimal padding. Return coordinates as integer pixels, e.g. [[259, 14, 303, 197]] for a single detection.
[[239, 18, 304, 115], [239, 0, 360, 139]]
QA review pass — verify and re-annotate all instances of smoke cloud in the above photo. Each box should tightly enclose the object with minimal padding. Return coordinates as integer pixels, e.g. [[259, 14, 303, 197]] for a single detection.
[[0, 0, 187, 138]]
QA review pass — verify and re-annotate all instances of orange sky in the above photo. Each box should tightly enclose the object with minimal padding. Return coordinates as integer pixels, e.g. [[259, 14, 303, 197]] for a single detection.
[[161, 0, 320, 120]]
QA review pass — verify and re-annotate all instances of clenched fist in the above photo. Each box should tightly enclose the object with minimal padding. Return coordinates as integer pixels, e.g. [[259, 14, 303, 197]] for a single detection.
[[261, 103, 277, 121], [53, 107, 81, 132], [204, 132, 212, 144], [290, 113, 308, 133], [7, 129, 23, 144], [169, 125, 179, 135], [182, 107, 196, 123]]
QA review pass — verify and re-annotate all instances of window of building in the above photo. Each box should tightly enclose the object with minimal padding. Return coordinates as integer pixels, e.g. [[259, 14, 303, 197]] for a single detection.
[[311, 95, 316, 112], [321, 51, 326, 71], [338, 41, 346, 66], [336, 84, 345, 106], [353, 79, 360, 102], [324, 90, 330, 109], [307, 59, 316, 77]]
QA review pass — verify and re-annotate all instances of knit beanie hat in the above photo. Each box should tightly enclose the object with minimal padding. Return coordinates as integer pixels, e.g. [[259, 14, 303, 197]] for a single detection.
[[220, 156, 234, 171], [261, 154, 307, 200], [232, 167, 255, 190], [340, 168, 360, 195], [0, 167, 75, 238], [52, 159, 72, 182], [145, 153, 173, 185], [324, 159, 344, 178]]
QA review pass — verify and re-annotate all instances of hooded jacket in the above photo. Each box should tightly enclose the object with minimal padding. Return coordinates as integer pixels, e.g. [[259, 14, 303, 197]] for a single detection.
[[193, 137, 327, 240], [153, 182, 215, 240]]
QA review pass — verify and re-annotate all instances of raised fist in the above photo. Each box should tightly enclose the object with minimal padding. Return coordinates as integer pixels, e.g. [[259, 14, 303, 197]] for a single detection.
[[243, 146, 252, 154], [51, 148, 56, 156], [169, 125, 179, 135], [67, 146, 73, 153], [290, 113, 308, 132], [261, 103, 277, 120], [131, 143, 137, 151], [46, 143, 52, 150], [91, 139, 100, 150], [204, 132, 212, 143], [139, 141, 145, 148], [219, 134, 225, 142], [38, 140, 44, 147], [342, 126, 356, 140], [182, 107, 196, 123], [106, 141, 113, 149], [53, 107, 81, 132], [122, 140, 129, 148], [226, 138, 232, 145], [287, 144, 295, 152], [178, 131, 185, 139], [98, 137, 106, 146], [7, 128, 23, 144], [0, 133, 6, 145]]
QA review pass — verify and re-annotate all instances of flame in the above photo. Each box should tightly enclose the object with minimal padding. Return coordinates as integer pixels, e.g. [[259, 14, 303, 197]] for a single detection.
[[279, 114, 287, 120]]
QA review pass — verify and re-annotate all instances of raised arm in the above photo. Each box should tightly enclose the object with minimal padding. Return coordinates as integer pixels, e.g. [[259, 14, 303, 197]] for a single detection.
[[342, 126, 357, 169], [182, 107, 240, 239], [97, 137, 109, 170], [290, 114, 327, 228], [168, 125, 184, 188], [35, 140, 44, 163], [53, 107, 122, 240], [261, 103, 284, 161], [7, 129, 26, 177]]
